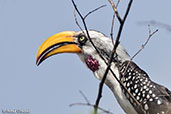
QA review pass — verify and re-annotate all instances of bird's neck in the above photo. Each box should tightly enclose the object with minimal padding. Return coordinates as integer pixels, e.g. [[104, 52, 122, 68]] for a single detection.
[[78, 53, 138, 114], [85, 55, 100, 72]]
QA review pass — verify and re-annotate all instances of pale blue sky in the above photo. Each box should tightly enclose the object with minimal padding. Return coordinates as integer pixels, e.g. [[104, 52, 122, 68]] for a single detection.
[[0, 0, 171, 114]]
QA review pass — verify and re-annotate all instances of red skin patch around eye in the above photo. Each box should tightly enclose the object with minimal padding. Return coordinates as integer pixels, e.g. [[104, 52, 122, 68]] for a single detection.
[[85, 55, 99, 72]]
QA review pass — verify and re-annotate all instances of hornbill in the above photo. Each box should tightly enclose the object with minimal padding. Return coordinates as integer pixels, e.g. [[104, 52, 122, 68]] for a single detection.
[[36, 30, 171, 114]]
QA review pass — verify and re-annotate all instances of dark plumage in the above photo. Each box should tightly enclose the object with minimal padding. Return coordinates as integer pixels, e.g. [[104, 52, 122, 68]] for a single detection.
[[119, 61, 171, 114]]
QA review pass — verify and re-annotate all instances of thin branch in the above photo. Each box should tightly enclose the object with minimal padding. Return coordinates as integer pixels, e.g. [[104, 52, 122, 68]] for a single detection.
[[95, 1, 133, 113], [72, 0, 105, 63], [108, 0, 122, 23], [110, 0, 121, 45], [122, 0, 132, 22], [109, 1, 145, 112], [72, 2, 112, 112], [131, 25, 158, 61], [116, 0, 120, 7], [84, 4, 107, 19], [79, 90, 90, 104], [94, 0, 120, 110], [148, 24, 151, 34], [74, 9, 84, 32], [110, 14, 115, 45], [69, 102, 114, 114], [71, 90, 114, 114]]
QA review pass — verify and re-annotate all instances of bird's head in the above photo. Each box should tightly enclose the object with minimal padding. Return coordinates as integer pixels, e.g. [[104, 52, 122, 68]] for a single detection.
[[36, 30, 130, 75]]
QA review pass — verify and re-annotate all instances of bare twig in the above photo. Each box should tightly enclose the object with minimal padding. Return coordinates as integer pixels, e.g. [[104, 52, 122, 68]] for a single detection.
[[108, 0, 122, 23], [73, 3, 106, 35], [125, 25, 158, 68], [72, 2, 114, 113], [70, 102, 114, 114], [95, 1, 133, 114], [122, 0, 132, 23], [74, 90, 114, 114], [110, 0, 121, 45], [79, 90, 90, 104], [110, 14, 115, 45], [95, 0, 124, 112], [84, 4, 106, 19], [72, 0, 106, 64], [108, 1, 146, 112], [123, 25, 158, 74], [131, 25, 158, 61], [116, 0, 120, 7], [74, 9, 84, 32]]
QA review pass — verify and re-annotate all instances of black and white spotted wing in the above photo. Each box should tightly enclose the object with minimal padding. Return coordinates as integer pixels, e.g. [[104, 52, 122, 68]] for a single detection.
[[119, 61, 171, 114]]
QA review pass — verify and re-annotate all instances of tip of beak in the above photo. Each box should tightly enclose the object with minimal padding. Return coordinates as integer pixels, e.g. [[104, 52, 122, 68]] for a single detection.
[[36, 60, 39, 66], [36, 56, 41, 66], [36, 55, 47, 66], [36, 62, 40, 66]]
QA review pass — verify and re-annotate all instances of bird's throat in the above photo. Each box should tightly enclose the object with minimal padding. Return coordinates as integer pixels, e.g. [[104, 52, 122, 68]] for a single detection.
[[85, 55, 99, 72]]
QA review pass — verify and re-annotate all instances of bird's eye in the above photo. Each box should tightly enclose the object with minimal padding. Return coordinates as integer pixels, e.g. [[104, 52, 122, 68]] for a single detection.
[[78, 35, 88, 45]]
